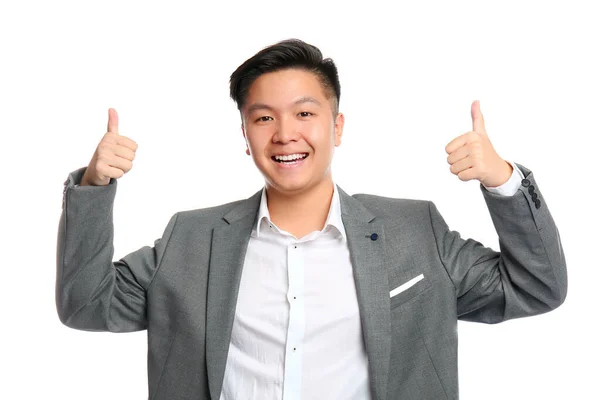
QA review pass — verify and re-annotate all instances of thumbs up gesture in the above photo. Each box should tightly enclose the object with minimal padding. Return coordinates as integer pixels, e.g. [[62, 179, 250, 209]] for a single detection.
[[80, 108, 138, 186], [445, 100, 513, 187]]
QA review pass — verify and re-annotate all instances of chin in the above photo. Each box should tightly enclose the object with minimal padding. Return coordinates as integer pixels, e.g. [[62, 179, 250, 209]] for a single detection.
[[268, 180, 310, 194], [258, 160, 330, 195]]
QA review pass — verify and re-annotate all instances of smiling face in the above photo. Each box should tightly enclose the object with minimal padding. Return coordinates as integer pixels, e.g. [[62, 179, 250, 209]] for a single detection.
[[241, 68, 344, 196]]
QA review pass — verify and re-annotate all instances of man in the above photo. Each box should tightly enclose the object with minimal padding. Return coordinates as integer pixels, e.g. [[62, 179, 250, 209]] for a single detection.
[[56, 39, 567, 399]]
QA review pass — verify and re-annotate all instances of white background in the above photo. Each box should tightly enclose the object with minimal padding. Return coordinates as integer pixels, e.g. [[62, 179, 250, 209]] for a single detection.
[[1, 0, 598, 399]]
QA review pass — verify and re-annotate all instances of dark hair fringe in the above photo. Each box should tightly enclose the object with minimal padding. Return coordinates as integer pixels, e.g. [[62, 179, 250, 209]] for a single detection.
[[229, 39, 341, 114]]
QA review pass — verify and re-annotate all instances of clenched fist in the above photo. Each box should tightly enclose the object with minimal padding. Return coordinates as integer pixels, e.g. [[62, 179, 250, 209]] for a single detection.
[[445, 100, 513, 188], [80, 108, 138, 186]]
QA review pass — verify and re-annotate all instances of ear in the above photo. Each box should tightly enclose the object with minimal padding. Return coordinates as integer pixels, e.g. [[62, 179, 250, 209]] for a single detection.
[[241, 123, 251, 155], [334, 113, 345, 147]]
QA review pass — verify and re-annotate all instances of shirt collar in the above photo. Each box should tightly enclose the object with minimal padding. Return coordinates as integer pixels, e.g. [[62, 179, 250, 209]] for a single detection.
[[254, 185, 347, 241]]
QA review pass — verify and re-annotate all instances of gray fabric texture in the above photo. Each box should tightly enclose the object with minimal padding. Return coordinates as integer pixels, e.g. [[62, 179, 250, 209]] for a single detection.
[[56, 163, 567, 400]]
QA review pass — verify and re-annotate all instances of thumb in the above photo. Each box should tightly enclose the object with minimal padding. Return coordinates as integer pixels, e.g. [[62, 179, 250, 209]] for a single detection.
[[107, 108, 119, 134], [471, 100, 486, 133]]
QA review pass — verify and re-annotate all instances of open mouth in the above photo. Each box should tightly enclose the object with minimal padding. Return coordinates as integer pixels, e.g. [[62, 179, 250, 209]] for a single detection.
[[271, 153, 309, 164]]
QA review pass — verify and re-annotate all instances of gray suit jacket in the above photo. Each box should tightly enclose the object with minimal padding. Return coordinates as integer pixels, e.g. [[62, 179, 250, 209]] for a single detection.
[[56, 163, 567, 400]]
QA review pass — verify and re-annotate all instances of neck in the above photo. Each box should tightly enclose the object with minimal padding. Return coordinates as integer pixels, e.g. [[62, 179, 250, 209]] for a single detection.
[[265, 178, 335, 238]]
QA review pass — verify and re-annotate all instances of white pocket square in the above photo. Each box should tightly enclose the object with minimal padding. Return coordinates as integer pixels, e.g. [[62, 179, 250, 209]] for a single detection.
[[390, 274, 424, 298]]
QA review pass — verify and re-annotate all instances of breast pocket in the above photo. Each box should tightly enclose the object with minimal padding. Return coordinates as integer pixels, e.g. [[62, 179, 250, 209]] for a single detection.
[[389, 272, 432, 309]]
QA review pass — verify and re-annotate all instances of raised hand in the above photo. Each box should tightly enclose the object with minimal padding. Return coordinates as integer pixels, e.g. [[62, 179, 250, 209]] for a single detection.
[[80, 108, 138, 186], [445, 100, 512, 187]]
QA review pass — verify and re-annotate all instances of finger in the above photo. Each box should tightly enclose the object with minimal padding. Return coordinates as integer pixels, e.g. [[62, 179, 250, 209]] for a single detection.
[[447, 145, 470, 165], [106, 155, 133, 173], [449, 157, 472, 176], [96, 164, 125, 180], [116, 135, 138, 152], [445, 131, 474, 154], [107, 108, 119, 134], [457, 168, 478, 182], [114, 145, 136, 162], [471, 100, 486, 133]]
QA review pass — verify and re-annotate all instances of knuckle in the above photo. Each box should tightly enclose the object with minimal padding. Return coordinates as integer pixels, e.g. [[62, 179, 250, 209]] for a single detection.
[[96, 154, 109, 165], [98, 143, 114, 153]]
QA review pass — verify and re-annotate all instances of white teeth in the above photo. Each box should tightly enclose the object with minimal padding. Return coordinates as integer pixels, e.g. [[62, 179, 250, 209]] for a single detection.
[[274, 153, 306, 161]]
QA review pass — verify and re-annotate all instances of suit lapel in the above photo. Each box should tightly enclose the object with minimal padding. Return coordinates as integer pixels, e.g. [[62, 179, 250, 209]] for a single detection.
[[206, 191, 261, 400], [339, 187, 391, 400]]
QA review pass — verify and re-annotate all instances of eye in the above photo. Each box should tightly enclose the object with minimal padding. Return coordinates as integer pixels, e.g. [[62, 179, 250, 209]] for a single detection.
[[256, 116, 273, 122], [298, 111, 313, 117]]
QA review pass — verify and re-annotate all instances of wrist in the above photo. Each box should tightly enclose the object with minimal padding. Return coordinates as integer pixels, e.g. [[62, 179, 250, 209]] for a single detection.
[[484, 160, 513, 188]]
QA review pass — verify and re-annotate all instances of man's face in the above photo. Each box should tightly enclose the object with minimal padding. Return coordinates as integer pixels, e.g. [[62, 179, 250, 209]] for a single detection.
[[241, 68, 344, 195]]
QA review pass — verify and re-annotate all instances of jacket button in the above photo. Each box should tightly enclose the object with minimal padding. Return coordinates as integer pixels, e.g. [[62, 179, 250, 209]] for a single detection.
[[531, 193, 538, 201], [535, 199, 541, 209], [370, 233, 378, 241], [521, 179, 531, 187], [528, 185, 535, 194]]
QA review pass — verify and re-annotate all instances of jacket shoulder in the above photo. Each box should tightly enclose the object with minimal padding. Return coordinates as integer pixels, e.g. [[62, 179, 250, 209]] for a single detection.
[[352, 192, 431, 209], [351, 193, 434, 222], [173, 197, 252, 225], [155, 189, 261, 236]]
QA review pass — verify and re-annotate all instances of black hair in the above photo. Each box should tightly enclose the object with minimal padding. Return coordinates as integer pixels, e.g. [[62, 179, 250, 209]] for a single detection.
[[229, 39, 341, 116]]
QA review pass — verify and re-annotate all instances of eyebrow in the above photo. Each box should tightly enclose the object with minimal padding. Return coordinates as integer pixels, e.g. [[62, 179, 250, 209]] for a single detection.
[[246, 96, 322, 115]]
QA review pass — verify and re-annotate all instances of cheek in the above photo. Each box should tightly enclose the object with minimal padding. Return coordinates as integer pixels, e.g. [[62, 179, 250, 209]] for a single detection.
[[246, 130, 271, 151], [305, 122, 335, 148]]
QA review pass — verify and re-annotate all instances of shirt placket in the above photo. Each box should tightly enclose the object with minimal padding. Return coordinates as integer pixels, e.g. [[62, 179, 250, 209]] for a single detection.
[[282, 241, 305, 400]]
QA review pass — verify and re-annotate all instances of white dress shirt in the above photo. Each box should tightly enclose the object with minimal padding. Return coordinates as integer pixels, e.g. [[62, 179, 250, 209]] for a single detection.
[[220, 164, 524, 400]]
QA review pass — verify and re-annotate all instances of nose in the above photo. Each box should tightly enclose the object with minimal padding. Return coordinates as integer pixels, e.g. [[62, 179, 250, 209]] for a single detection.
[[272, 117, 300, 144]]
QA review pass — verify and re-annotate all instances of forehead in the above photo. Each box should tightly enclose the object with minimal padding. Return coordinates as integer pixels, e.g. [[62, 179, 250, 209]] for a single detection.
[[244, 69, 330, 110]]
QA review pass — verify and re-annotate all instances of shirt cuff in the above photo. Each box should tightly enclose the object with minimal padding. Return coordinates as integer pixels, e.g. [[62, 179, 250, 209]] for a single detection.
[[483, 161, 524, 196]]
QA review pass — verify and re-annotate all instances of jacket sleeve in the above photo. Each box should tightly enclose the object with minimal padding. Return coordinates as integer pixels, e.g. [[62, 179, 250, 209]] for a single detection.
[[428, 163, 567, 323], [56, 167, 178, 332]]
